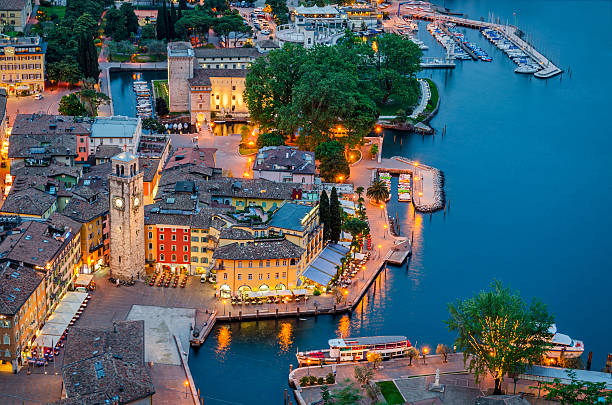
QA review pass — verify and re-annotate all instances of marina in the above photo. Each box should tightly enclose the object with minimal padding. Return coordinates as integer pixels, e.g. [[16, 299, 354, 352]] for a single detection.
[[296, 335, 411, 365], [402, 2, 562, 78], [133, 80, 153, 118]]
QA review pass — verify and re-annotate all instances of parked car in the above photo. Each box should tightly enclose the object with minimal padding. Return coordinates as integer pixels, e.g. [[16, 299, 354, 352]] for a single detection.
[[33, 93, 43, 100], [261, 29, 270, 35]]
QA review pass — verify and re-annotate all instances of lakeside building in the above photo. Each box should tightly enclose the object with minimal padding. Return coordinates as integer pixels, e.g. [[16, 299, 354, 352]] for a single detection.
[[252, 146, 316, 187], [194, 47, 261, 70], [0, 262, 46, 372], [56, 320, 155, 404], [0, 0, 31, 32], [213, 238, 305, 297], [10, 114, 92, 164], [0, 35, 45, 95], [89, 116, 142, 156], [167, 42, 250, 125], [0, 215, 82, 318], [0, 88, 6, 156]]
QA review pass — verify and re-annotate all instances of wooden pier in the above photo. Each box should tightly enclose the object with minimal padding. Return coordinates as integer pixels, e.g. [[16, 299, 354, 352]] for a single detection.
[[439, 23, 478, 60], [384, 240, 412, 265], [189, 310, 217, 347]]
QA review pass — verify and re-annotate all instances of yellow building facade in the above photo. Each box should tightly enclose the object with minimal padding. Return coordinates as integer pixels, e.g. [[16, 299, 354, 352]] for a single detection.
[[0, 36, 45, 95]]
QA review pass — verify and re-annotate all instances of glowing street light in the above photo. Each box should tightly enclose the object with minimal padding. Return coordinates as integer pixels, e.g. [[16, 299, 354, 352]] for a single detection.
[[184, 380, 189, 398]]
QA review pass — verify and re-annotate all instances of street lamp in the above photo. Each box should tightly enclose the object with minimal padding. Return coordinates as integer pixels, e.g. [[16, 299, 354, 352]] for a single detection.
[[383, 224, 387, 239], [377, 244, 382, 258], [422, 347, 429, 365], [380, 204, 384, 218], [184, 379, 189, 398], [223, 299, 227, 316], [307, 359, 311, 376]]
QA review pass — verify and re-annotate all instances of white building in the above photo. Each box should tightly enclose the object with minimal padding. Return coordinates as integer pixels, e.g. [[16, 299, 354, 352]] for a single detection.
[[89, 116, 142, 155], [276, 6, 346, 48]]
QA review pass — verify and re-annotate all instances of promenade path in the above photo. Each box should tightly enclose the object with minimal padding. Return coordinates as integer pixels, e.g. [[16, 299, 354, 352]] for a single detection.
[[409, 79, 431, 119]]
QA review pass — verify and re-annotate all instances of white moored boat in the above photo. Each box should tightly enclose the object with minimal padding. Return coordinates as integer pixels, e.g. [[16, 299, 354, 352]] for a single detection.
[[546, 324, 584, 359], [296, 335, 411, 366]]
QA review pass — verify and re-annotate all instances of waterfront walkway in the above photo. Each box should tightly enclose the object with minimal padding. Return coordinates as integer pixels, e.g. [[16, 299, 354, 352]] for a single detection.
[[409, 79, 431, 119]]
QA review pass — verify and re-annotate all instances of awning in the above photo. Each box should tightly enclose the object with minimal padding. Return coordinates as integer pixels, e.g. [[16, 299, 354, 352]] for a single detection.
[[275, 289, 293, 296], [301, 243, 350, 286], [292, 289, 312, 296], [353, 252, 366, 260], [35, 292, 88, 348], [74, 273, 94, 287]]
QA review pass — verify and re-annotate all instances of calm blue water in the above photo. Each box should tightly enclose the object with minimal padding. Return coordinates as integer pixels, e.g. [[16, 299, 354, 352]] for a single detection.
[[140, 1, 610, 403], [109, 70, 167, 117]]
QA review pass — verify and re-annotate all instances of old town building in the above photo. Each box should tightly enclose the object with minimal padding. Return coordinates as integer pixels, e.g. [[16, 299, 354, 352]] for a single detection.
[[0, 35, 45, 95]]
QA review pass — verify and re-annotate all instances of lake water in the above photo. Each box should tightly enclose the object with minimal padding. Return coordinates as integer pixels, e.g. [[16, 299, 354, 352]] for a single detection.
[[106, 1, 612, 402], [109, 70, 167, 117]]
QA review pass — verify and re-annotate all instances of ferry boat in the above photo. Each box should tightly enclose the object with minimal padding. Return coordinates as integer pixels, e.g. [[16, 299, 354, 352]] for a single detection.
[[398, 173, 411, 202], [379, 172, 392, 201], [296, 336, 411, 366], [546, 324, 584, 359]]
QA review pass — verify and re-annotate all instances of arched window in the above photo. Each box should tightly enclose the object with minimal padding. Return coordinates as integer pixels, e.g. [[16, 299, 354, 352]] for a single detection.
[[290, 258, 296, 265], [219, 284, 231, 298], [275, 283, 286, 290], [115, 165, 120, 176], [120, 166, 125, 177], [259, 284, 269, 292]]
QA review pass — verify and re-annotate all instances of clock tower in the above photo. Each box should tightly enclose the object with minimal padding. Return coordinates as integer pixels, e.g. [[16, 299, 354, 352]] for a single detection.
[[109, 152, 144, 281]]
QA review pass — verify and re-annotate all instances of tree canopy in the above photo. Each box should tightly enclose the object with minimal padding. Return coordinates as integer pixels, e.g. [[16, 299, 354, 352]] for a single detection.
[[256, 132, 285, 149], [316, 140, 350, 182], [244, 35, 421, 152], [446, 280, 554, 395], [59, 93, 88, 116], [366, 179, 389, 204], [538, 370, 612, 405]]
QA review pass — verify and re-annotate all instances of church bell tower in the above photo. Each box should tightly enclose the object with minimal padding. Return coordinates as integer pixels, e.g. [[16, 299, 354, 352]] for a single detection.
[[109, 152, 144, 281]]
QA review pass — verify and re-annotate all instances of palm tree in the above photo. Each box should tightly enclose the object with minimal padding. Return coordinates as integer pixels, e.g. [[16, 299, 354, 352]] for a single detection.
[[366, 179, 389, 204], [355, 186, 364, 199]]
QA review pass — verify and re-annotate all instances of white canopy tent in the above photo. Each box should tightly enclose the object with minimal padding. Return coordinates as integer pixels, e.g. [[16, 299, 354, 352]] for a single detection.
[[34, 292, 88, 348], [291, 289, 312, 296], [74, 274, 93, 287]]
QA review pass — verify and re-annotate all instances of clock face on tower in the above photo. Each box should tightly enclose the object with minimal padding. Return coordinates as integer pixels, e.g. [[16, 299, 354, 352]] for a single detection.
[[133, 196, 140, 208], [113, 196, 124, 210]]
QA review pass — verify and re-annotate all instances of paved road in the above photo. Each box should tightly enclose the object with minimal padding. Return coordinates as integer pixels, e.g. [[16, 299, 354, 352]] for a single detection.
[[5, 87, 72, 125]]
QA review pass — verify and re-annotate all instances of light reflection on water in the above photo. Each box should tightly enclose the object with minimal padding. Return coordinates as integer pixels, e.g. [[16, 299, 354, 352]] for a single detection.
[[277, 322, 293, 352], [215, 325, 232, 359]]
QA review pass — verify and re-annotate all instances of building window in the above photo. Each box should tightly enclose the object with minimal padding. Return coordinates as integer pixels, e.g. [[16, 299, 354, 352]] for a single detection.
[[172, 235, 176, 241], [3, 334, 9, 345], [237, 274, 242, 280], [160, 253, 165, 261], [248, 261, 252, 268], [223, 273, 227, 280], [282, 272, 286, 278], [192, 257, 198, 263], [259, 260, 263, 267], [172, 245, 176, 251], [232, 85, 236, 90], [172, 228, 176, 232], [171, 254, 177, 262], [259, 273, 263, 280], [183, 246, 188, 252], [275, 260, 279, 266], [204, 258, 208, 263], [248, 274, 252, 280], [283, 260, 287, 266], [275, 273, 279, 279], [148, 232, 153, 238], [183, 255, 188, 262], [183, 235, 188, 242], [192, 236, 199, 242], [160, 234, 164, 240], [238, 261, 242, 268], [266, 260, 270, 267], [191, 246, 198, 252], [267, 273, 270, 279], [149, 243, 153, 250], [160, 245, 164, 251]]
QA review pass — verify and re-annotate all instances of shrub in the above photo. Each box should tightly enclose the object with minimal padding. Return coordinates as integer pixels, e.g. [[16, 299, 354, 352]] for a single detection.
[[317, 377, 325, 385], [325, 372, 335, 384], [308, 375, 318, 385], [300, 376, 310, 386], [313, 289, 321, 296]]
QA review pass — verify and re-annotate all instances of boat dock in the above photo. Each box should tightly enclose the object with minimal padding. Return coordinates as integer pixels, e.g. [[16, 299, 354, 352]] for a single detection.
[[190, 310, 217, 347], [402, 5, 562, 78], [420, 57, 456, 69], [384, 239, 412, 265], [439, 23, 478, 60]]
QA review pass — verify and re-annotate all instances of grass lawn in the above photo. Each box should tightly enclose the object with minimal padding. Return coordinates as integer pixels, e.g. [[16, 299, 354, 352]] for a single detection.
[[377, 381, 405, 405], [239, 143, 258, 156], [38, 5, 65, 20], [153, 80, 169, 106]]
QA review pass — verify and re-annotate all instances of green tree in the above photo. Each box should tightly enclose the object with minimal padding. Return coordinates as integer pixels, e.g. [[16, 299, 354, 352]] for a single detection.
[[369, 143, 378, 158], [169, 1, 177, 39], [79, 89, 110, 117], [342, 217, 369, 240], [74, 13, 98, 38], [354, 365, 374, 387], [368, 352, 382, 369], [374, 34, 422, 106], [178, 0, 187, 10], [77, 32, 99, 80], [332, 379, 361, 405], [446, 280, 554, 395], [47, 61, 82, 85], [537, 370, 612, 405], [256, 132, 285, 149], [320, 385, 333, 405], [58, 93, 88, 116], [329, 187, 342, 243], [142, 117, 167, 133], [436, 344, 450, 363], [213, 12, 251, 48], [266, 0, 289, 25], [366, 179, 389, 205], [156, 97, 169, 116], [104, 7, 122, 39], [119, 3, 139, 36], [157, 1, 168, 40], [319, 191, 331, 242], [316, 140, 349, 183], [406, 347, 419, 365], [175, 12, 213, 40], [141, 23, 157, 39]]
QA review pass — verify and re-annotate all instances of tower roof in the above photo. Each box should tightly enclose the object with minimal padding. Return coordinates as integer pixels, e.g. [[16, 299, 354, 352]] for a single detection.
[[112, 151, 138, 163]]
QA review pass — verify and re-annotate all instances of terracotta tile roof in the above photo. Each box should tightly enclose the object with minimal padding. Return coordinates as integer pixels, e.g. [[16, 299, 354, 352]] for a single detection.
[[94, 145, 122, 159], [11, 114, 91, 136], [164, 147, 216, 170], [219, 227, 252, 240], [253, 146, 315, 175], [58, 321, 154, 404], [0, 263, 43, 316], [0, 0, 29, 11], [213, 238, 304, 261], [64, 193, 109, 224], [10, 162, 82, 179], [194, 47, 261, 58], [188, 68, 248, 87], [139, 157, 161, 182], [0, 187, 56, 216]]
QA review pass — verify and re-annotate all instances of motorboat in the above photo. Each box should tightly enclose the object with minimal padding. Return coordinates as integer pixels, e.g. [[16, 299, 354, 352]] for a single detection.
[[545, 324, 584, 359]]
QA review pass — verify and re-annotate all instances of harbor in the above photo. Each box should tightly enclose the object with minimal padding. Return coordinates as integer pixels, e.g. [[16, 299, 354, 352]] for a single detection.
[[400, 3, 563, 78]]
